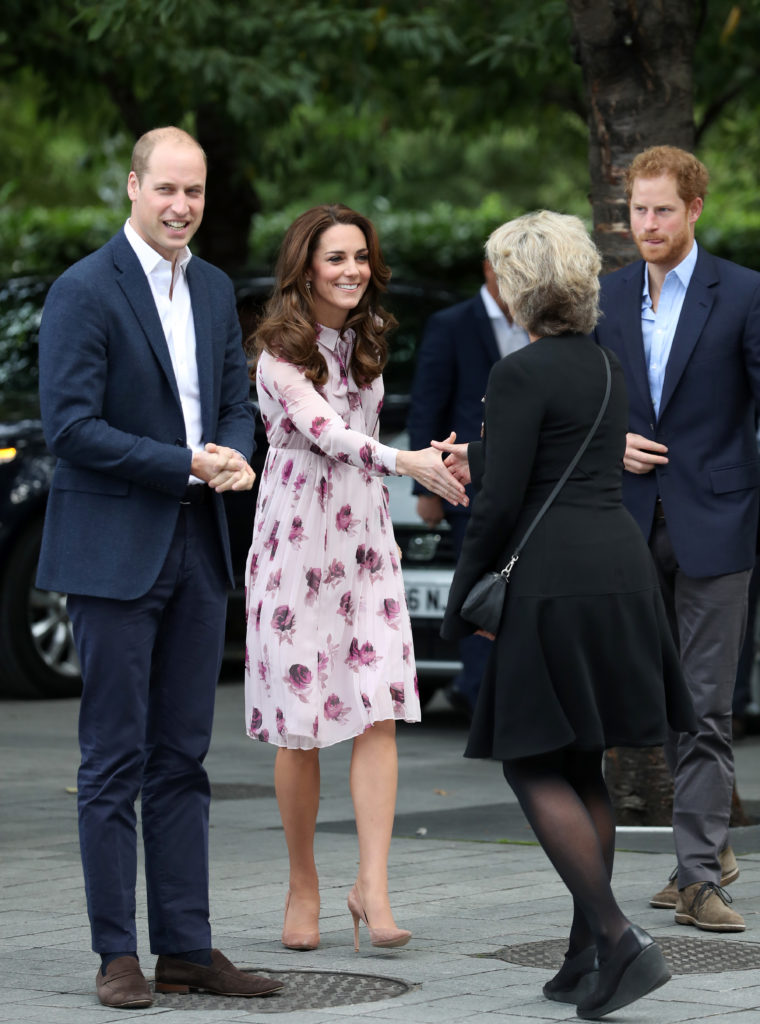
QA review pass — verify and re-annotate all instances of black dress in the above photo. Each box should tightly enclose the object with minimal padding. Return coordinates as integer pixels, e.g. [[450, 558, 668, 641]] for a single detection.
[[441, 334, 695, 761]]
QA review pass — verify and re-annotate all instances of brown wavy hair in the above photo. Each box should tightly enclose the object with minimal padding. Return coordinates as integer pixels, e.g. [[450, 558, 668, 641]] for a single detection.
[[250, 204, 397, 388]]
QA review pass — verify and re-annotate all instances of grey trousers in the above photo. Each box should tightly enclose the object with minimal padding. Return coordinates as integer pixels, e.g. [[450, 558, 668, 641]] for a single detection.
[[650, 519, 751, 888]]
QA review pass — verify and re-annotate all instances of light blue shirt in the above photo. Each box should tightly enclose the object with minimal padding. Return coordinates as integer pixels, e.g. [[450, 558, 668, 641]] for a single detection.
[[641, 241, 698, 417]]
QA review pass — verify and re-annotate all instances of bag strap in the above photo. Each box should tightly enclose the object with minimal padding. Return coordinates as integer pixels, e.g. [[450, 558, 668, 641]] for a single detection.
[[500, 346, 612, 581]]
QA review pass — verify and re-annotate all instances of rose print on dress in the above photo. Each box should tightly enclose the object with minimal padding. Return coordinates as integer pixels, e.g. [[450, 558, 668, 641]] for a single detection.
[[281, 458, 294, 485], [356, 545, 384, 581], [283, 664, 313, 703], [317, 635, 341, 685], [310, 416, 329, 439], [249, 552, 259, 585], [324, 694, 351, 723], [324, 559, 345, 587], [390, 684, 405, 712], [250, 706, 263, 733], [317, 649, 329, 686], [266, 569, 281, 592], [264, 521, 280, 561], [346, 638, 382, 672], [313, 716, 319, 740], [305, 567, 321, 605], [338, 591, 355, 625], [361, 692, 372, 710], [347, 391, 361, 412], [289, 516, 307, 546], [379, 598, 401, 629], [271, 605, 296, 643], [276, 707, 287, 738], [402, 642, 411, 663], [292, 473, 307, 501], [336, 504, 359, 534], [281, 417, 296, 434], [316, 475, 333, 511], [359, 443, 374, 470]]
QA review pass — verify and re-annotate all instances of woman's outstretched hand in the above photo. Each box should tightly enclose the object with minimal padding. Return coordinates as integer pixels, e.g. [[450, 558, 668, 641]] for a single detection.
[[396, 434, 468, 508], [430, 433, 471, 486]]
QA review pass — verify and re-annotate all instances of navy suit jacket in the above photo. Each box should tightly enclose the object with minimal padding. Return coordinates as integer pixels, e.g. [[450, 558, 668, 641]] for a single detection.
[[595, 246, 760, 578], [37, 229, 255, 599], [407, 293, 500, 498]]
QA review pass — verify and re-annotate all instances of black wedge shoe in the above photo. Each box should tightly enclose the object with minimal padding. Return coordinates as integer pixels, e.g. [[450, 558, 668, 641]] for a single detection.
[[542, 945, 598, 1003], [576, 924, 670, 1020]]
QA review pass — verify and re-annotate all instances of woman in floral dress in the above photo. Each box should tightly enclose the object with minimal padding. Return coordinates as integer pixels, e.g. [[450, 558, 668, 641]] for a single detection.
[[244, 204, 466, 952]]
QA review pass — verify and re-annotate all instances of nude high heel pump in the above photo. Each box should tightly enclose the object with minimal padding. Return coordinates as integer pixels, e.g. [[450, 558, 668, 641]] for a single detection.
[[281, 891, 320, 951], [347, 886, 411, 951]]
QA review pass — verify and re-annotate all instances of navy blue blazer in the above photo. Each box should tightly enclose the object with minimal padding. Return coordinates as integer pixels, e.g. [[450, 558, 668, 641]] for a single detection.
[[595, 246, 760, 578], [407, 293, 499, 498], [37, 229, 255, 599]]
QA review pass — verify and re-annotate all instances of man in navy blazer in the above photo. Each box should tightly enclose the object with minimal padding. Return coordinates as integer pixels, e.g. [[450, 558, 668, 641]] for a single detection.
[[37, 127, 281, 1006], [408, 261, 528, 711], [596, 145, 760, 933]]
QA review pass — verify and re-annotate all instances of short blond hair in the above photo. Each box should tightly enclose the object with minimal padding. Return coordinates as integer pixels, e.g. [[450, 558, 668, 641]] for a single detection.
[[486, 211, 601, 337], [130, 126, 206, 182]]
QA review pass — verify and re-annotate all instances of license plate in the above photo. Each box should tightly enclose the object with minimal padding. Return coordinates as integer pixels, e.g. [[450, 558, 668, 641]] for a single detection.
[[402, 568, 453, 619]]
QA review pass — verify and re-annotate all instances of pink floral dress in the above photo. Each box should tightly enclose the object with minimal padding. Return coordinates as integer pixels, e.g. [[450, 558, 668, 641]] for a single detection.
[[244, 325, 421, 749]]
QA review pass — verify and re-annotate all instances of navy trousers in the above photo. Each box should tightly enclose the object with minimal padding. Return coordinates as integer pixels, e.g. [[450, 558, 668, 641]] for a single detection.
[[67, 502, 228, 955]]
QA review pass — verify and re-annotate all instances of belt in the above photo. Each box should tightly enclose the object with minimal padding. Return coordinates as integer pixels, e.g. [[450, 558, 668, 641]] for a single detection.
[[654, 497, 665, 522], [180, 484, 207, 505]]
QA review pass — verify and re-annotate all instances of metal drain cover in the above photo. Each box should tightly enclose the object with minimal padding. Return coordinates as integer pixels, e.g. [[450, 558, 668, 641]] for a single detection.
[[493, 936, 760, 975], [150, 968, 411, 1012]]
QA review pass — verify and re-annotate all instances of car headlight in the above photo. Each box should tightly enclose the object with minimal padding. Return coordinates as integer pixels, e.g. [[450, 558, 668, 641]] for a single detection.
[[0, 447, 18, 464]]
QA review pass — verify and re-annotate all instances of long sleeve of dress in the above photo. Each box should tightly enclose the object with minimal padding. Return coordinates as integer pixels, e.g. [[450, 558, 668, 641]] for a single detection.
[[257, 352, 398, 476]]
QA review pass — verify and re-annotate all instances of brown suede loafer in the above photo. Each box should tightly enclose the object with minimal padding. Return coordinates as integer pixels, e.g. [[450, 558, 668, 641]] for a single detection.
[[154, 948, 283, 997], [96, 956, 153, 1008]]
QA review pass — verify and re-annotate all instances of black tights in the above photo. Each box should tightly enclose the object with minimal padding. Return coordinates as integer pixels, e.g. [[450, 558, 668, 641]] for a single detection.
[[502, 748, 629, 961]]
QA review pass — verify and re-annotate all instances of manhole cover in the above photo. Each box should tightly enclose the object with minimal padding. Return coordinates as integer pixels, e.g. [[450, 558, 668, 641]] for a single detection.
[[211, 782, 276, 799], [150, 968, 411, 1012], [493, 936, 760, 975]]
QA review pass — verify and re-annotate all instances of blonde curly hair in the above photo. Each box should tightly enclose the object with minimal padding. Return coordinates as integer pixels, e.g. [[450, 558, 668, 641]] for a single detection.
[[486, 211, 601, 337]]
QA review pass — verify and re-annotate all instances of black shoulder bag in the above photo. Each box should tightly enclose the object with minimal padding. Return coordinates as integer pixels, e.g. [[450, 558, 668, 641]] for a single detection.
[[460, 347, 612, 635]]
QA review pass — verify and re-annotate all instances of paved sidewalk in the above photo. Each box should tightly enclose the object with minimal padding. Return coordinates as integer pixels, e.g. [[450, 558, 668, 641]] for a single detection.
[[3, 684, 760, 1023]]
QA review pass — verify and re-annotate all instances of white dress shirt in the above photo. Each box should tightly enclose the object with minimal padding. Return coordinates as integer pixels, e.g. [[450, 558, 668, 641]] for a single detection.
[[480, 284, 530, 357], [124, 220, 203, 480]]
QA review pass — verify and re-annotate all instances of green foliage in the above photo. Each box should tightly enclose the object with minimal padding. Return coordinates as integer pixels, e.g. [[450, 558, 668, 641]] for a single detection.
[[0, 202, 124, 276], [1, 0, 759, 279]]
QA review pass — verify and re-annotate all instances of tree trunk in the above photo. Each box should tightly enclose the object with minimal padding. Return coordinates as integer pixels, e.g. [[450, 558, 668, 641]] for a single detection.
[[566, 0, 696, 270], [567, 0, 751, 829]]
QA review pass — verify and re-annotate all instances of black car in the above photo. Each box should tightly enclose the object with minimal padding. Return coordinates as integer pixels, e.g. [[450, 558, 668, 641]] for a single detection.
[[0, 275, 462, 701]]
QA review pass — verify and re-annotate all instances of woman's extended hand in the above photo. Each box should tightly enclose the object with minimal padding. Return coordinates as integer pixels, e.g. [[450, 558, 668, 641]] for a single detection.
[[430, 433, 471, 486], [396, 440, 468, 508]]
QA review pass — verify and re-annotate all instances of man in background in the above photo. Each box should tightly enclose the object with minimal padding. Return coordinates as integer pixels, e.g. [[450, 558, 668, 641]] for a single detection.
[[408, 259, 528, 713], [595, 145, 760, 933]]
